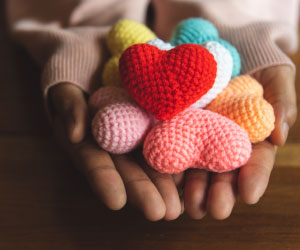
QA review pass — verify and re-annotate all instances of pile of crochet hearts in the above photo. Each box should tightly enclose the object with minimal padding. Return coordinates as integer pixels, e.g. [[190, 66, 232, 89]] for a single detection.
[[89, 18, 275, 174]]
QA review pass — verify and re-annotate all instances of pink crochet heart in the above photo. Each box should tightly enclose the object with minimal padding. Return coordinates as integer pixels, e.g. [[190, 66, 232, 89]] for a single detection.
[[92, 103, 152, 154], [143, 109, 252, 173], [119, 43, 217, 120], [89, 86, 132, 114], [90, 87, 153, 154]]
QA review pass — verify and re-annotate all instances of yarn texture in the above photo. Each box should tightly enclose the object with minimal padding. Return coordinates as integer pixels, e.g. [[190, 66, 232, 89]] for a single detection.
[[190, 41, 233, 108], [107, 19, 156, 56], [143, 109, 252, 174], [92, 103, 152, 154], [206, 75, 275, 143], [119, 43, 217, 120], [102, 57, 120, 87], [214, 38, 241, 78], [147, 38, 174, 50], [102, 19, 156, 86], [89, 86, 132, 113], [170, 18, 219, 45], [170, 18, 241, 77], [89, 18, 275, 174], [145, 39, 233, 108], [90, 87, 153, 154]]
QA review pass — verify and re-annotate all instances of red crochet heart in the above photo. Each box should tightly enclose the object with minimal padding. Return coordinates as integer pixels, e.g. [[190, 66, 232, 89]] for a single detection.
[[119, 44, 217, 120]]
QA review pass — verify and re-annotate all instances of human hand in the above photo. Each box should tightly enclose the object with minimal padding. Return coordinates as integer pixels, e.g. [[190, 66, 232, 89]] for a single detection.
[[183, 65, 297, 220], [49, 83, 184, 221]]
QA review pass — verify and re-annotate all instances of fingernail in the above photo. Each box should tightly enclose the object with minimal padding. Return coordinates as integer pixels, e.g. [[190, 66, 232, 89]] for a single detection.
[[282, 122, 289, 144]]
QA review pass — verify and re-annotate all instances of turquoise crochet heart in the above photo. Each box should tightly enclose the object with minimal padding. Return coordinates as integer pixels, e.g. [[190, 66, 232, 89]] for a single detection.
[[170, 18, 241, 77]]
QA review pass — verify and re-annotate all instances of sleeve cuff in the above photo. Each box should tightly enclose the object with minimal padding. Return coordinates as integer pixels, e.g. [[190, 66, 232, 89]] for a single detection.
[[214, 22, 296, 75]]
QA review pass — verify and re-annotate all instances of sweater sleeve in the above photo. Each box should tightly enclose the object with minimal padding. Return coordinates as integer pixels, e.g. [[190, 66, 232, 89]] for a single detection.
[[151, 0, 299, 74], [6, 0, 150, 97]]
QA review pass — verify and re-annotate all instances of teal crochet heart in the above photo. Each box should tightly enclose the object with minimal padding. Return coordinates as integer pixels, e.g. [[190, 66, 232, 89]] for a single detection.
[[170, 18, 241, 77]]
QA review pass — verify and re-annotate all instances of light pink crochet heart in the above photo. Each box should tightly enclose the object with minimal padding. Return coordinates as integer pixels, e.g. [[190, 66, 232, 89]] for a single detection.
[[89, 86, 132, 114], [90, 87, 153, 154], [143, 109, 252, 173]]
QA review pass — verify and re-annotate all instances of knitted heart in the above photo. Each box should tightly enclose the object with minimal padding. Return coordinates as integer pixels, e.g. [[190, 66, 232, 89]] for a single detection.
[[146, 39, 233, 108], [90, 87, 153, 154], [102, 19, 156, 86], [143, 109, 252, 174], [89, 86, 132, 114], [206, 75, 275, 143], [190, 41, 233, 108], [92, 103, 152, 154], [119, 43, 217, 120], [107, 19, 156, 56], [170, 18, 241, 77], [102, 57, 121, 87], [147, 38, 174, 50], [170, 18, 219, 45]]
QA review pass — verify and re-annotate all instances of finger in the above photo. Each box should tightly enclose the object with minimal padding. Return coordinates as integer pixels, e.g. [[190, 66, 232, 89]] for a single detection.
[[184, 169, 210, 219], [141, 164, 182, 221], [173, 172, 185, 188], [206, 171, 237, 220], [49, 82, 89, 143], [73, 139, 127, 210], [256, 66, 297, 145], [112, 155, 166, 221], [238, 141, 277, 204], [173, 172, 185, 215]]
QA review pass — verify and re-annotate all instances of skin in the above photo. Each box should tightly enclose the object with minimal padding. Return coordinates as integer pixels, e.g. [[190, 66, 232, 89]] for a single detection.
[[49, 65, 297, 221]]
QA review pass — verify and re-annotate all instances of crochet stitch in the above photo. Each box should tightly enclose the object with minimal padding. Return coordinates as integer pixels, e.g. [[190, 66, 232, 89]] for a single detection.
[[146, 39, 233, 109], [143, 109, 252, 174], [170, 18, 219, 45], [102, 19, 156, 86], [102, 57, 120, 87], [90, 87, 153, 154], [190, 41, 233, 108], [119, 43, 217, 120], [91, 37, 234, 153], [170, 18, 241, 77], [89, 18, 275, 174], [147, 38, 174, 50], [107, 19, 156, 56], [89, 86, 132, 114], [206, 75, 275, 143], [213, 38, 241, 78], [92, 103, 152, 154]]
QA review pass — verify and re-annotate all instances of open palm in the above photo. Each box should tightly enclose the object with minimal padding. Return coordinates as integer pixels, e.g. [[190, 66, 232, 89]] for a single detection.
[[49, 65, 296, 221]]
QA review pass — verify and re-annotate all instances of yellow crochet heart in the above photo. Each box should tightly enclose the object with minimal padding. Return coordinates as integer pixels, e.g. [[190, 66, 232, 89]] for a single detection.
[[206, 75, 275, 143], [102, 19, 156, 86]]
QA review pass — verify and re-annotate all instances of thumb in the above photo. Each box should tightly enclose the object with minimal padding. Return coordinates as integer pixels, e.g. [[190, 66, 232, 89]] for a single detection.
[[254, 65, 297, 146], [49, 82, 89, 144]]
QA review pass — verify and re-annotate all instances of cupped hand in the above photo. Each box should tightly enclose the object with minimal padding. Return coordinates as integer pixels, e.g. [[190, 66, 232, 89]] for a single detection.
[[49, 83, 184, 221], [184, 65, 297, 220]]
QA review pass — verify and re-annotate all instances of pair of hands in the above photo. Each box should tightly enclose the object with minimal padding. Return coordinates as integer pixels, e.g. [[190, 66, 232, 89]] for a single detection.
[[49, 65, 297, 221]]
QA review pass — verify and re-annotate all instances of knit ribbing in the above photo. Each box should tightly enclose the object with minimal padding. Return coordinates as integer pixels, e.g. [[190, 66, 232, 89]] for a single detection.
[[41, 30, 107, 96], [215, 22, 296, 74], [152, 0, 297, 75]]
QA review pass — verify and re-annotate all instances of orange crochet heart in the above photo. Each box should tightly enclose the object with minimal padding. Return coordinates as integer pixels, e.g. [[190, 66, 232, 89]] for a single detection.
[[119, 44, 217, 120], [206, 75, 275, 143]]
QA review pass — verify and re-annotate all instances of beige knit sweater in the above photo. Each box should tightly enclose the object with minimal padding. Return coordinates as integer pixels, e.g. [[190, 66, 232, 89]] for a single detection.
[[6, 0, 299, 98]]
